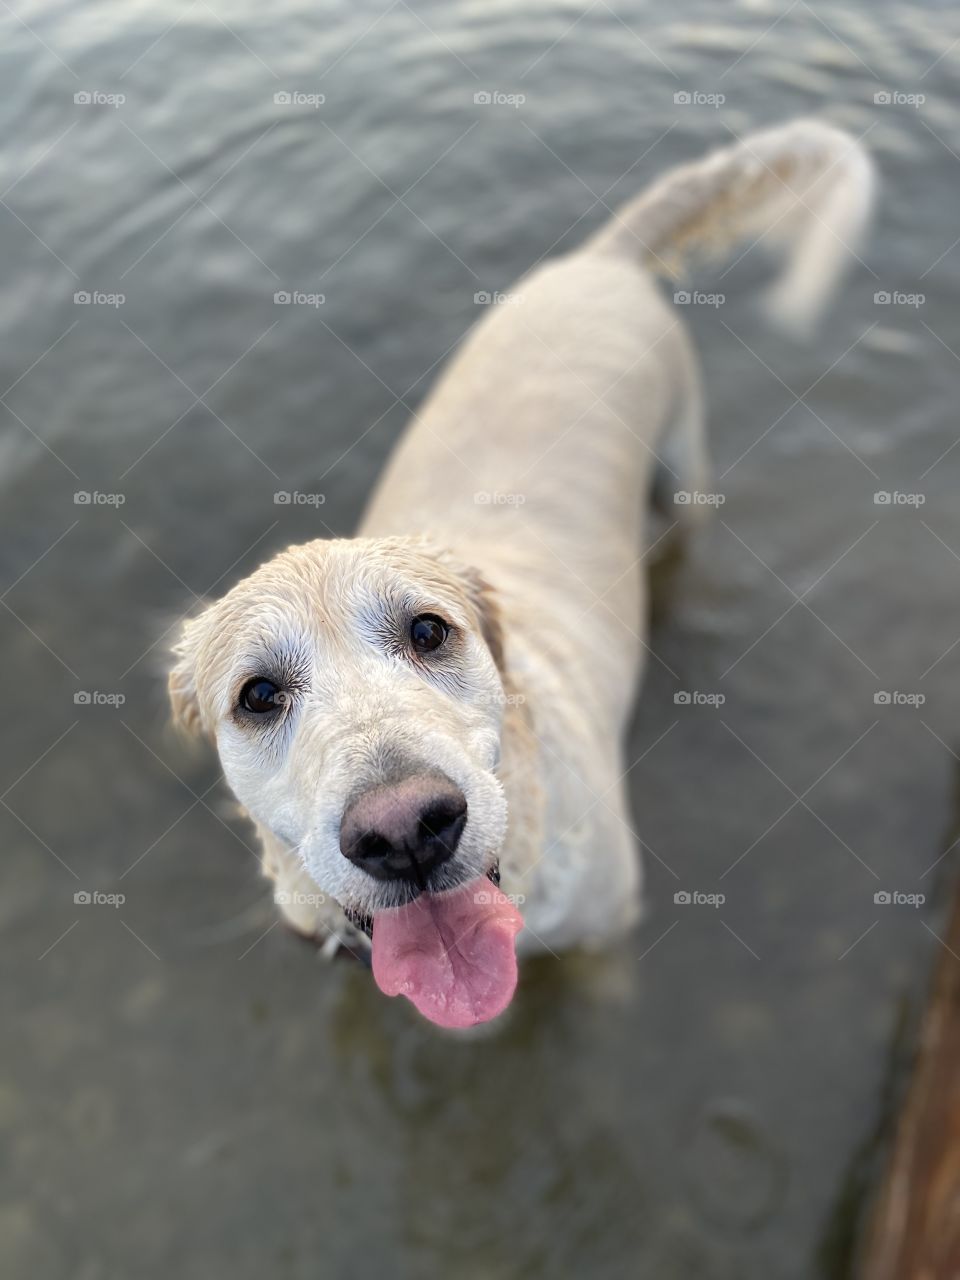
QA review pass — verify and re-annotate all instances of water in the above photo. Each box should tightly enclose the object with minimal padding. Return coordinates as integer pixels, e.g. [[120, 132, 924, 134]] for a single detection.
[[2, 2, 959, 1276]]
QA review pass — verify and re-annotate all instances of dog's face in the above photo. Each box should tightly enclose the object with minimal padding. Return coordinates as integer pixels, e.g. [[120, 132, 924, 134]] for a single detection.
[[169, 536, 509, 926]]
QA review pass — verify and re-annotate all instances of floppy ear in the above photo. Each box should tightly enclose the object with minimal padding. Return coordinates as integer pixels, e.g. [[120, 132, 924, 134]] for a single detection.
[[462, 566, 505, 673], [450, 563, 505, 673], [424, 543, 506, 671], [168, 616, 206, 736]]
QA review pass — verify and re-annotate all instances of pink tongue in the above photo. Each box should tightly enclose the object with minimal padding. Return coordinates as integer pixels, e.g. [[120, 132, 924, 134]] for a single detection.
[[371, 877, 524, 1028]]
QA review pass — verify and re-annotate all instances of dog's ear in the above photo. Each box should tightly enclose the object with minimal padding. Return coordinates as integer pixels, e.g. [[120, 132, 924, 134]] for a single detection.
[[168, 615, 207, 737], [460, 565, 505, 673], [424, 544, 505, 670]]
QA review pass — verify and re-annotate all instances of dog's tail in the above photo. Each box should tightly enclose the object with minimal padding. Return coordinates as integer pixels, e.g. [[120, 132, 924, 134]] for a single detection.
[[588, 119, 875, 334]]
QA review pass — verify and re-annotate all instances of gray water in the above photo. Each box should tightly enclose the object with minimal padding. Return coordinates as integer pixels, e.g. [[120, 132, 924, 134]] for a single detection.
[[2, 2, 959, 1277]]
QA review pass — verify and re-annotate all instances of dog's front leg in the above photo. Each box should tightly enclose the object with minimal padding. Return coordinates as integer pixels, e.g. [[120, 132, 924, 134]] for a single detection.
[[255, 820, 370, 959]]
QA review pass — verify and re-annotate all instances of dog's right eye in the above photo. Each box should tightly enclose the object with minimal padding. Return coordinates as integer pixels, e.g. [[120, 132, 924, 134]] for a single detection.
[[240, 678, 284, 714]]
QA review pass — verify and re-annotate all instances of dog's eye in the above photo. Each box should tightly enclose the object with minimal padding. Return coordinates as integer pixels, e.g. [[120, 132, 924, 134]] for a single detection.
[[410, 614, 448, 653], [240, 678, 284, 714]]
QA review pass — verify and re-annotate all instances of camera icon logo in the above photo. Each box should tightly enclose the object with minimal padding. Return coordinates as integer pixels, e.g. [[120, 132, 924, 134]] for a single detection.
[[74, 890, 91, 904], [674, 690, 691, 704], [74, 91, 92, 105], [274, 91, 292, 105], [274, 491, 292, 504], [874, 491, 891, 504], [874, 290, 891, 304], [474, 91, 492, 105], [74, 291, 91, 305], [874, 890, 891, 904], [674, 290, 691, 304], [674, 890, 691, 904], [474, 291, 491, 304], [874, 691, 891, 705], [74, 691, 92, 704], [674, 490, 691, 505], [874, 91, 892, 105], [74, 491, 92, 504], [674, 91, 691, 105], [274, 290, 291, 304]]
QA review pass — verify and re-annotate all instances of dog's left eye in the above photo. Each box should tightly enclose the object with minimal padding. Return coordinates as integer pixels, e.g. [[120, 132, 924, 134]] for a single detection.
[[410, 614, 449, 653], [240, 678, 284, 714]]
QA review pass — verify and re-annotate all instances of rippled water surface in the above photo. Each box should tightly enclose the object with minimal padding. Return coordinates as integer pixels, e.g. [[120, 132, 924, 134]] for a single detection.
[[3, 2, 960, 1277]]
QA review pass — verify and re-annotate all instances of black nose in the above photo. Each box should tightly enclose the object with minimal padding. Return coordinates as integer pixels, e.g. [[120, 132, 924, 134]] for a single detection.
[[339, 774, 468, 882]]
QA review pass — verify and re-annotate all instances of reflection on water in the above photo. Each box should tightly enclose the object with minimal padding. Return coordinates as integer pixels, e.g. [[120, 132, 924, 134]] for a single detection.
[[2, 1, 959, 1276]]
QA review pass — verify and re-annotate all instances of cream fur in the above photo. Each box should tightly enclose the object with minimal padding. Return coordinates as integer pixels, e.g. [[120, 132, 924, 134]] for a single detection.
[[169, 120, 873, 958]]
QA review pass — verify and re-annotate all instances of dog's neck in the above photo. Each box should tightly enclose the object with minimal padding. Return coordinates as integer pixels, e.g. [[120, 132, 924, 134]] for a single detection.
[[496, 675, 547, 891]]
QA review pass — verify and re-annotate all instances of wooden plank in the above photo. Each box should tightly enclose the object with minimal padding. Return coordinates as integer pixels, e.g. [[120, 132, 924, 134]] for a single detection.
[[858, 881, 960, 1279]]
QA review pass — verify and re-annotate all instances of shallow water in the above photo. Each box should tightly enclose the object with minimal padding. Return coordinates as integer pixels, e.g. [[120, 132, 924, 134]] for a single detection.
[[2, 1, 959, 1276]]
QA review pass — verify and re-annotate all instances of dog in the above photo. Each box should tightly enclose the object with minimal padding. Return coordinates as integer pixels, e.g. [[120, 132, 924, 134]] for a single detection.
[[168, 120, 874, 1029]]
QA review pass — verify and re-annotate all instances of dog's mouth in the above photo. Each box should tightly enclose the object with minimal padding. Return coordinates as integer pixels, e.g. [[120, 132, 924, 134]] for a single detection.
[[345, 861, 524, 1029]]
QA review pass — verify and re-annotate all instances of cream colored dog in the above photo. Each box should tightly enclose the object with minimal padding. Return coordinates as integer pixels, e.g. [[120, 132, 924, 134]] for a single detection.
[[169, 120, 873, 1028]]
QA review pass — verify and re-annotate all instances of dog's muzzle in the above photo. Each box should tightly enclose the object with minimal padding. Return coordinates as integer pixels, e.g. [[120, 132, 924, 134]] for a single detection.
[[338, 772, 467, 883]]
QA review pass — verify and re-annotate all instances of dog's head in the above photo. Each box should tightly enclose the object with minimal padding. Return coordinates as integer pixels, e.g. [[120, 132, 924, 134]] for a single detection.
[[169, 536, 523, 1027]]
